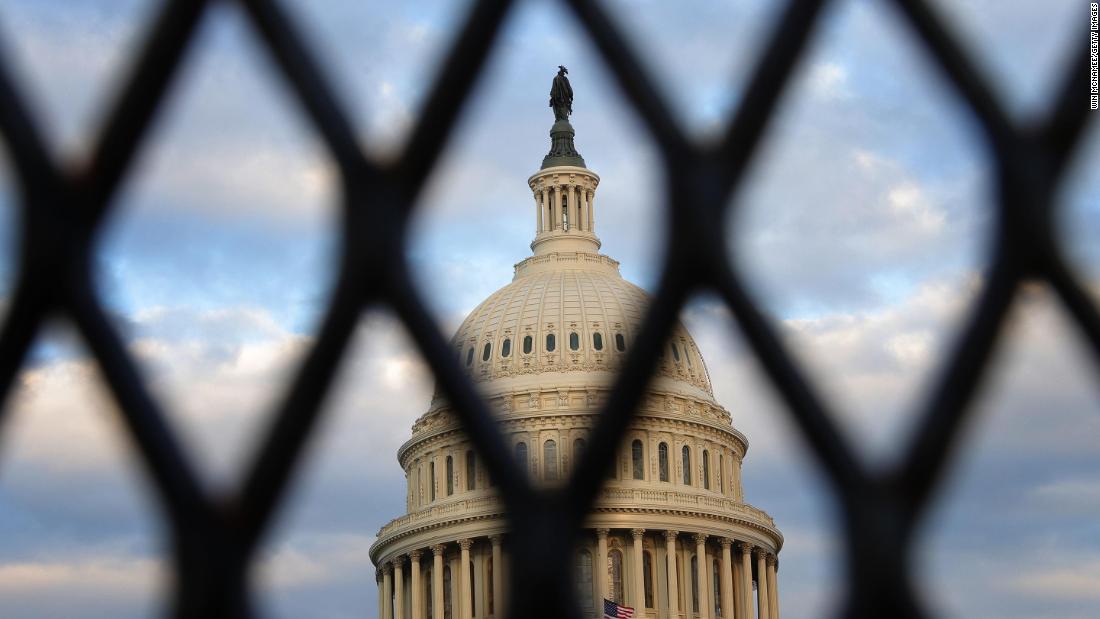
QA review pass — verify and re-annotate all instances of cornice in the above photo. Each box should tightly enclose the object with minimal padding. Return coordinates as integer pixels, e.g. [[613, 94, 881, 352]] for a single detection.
[[370, 501, 782, 566]]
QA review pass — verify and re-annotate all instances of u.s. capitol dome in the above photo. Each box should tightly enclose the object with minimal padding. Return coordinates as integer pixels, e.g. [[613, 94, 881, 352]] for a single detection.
[[371, 72, 783, 619]]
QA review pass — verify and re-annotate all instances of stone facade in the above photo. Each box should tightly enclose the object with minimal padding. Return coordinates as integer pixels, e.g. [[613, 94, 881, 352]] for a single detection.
[[371, 114, 782, 619]]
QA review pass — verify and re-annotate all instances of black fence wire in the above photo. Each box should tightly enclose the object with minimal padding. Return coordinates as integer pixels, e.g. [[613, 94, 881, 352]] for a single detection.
[[0, 0, 1094, 618]]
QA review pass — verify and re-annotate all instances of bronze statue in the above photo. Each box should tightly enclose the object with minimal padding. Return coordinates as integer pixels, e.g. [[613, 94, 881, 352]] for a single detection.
[[549, 65, 573, 121]]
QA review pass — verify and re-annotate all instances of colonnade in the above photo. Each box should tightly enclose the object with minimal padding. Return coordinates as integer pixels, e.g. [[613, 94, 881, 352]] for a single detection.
[[377, 530, 777, 619], [533, 183, 595, 233], [379, 535, 504, 619]]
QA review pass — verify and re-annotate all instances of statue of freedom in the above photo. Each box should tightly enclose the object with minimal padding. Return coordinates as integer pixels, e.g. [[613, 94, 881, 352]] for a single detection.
[[549, 65, 573, 121]]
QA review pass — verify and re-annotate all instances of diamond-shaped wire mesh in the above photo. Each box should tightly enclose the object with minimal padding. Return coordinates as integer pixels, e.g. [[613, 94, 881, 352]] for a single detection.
[[0, 0, 1094, 617]]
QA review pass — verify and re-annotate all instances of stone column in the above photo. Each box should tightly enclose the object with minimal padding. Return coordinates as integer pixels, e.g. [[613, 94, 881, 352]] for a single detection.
[[694, 535, 710, 619], [719, 539, 734, 619], [410, 551, 423, 619], [571, 185, 581, 232], [580, 186, 590, 231], [596, 529, 610, 606], [432, 545, 445, 619], [378, 573, 385, 619], [534, 191, 543, 233], [664, 531, 679, 617], [459, 539, 473, 619], [736, 543, 752, 619], [587, 190, 595, 231], [767, 555, 779, 619], [383, 562, 394, 619], [491, 535, 504, 617], [631, 529, 646, 610], [543, 189, 552, 233], [553, 185, 562, 230], [394, 558, 406, 619], [754, 549, 769, 619]]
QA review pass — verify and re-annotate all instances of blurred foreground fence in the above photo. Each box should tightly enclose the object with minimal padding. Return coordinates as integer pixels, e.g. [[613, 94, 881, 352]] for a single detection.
[[0, 0, 1095, 617]]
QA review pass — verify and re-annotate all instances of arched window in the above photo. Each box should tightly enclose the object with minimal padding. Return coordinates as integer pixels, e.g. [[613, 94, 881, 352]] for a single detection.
[[430, 462, 436, 501], [546, 333, 556, 352], [719, 454, 725, 494], [686, 346, 694, 367], [609, 549, 624, 604], [446, 456, 454, 496], [501, 338, 511, 358], [671, 343, 681, 362], [682, 446, 692, 485], [593, 332, 603, 351], [691, 554, 699, 613], [658, 442, 670, 482], [465, 347, 474, 366], [523, 335, 533, 354], [466, 450, 476, 491], [615, 333, 626, 352], [703, 450, 711, 490], [713, 558, 722, 617], [575, 550, 594, 610], [631, 439, 644, 480], [569, 332, 580, 351], [544, 440, 558, 481], [515, 442, 528, 473], [643, 550, 654, 608], [443, 565, 453, 619], [482, 342, 491, 361]]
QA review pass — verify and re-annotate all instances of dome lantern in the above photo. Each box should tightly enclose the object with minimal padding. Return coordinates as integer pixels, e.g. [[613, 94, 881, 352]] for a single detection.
[[528, 66, 602, 256]]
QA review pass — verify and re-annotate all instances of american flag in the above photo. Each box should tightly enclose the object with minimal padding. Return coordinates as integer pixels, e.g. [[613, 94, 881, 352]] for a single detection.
[[603, 599, 635, 619]]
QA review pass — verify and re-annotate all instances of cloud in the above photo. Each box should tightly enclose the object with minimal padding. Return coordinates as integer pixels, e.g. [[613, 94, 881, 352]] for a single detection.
[[807, 61, 850, 101], [0, 1, 1097, 618], [1007, 564, 1100, 601], [0, 554, 164, 619]]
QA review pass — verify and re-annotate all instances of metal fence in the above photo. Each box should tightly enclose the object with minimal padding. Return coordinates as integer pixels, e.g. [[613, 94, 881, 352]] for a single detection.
[[0, 0, 1093, 617]]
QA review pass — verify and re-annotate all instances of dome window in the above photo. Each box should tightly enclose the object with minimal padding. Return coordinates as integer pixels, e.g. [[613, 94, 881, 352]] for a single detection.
[[515, 442, 528, 472], [523, 335, 533, 354], [544, 440, 558, 481], [482, 342, 492, 361], [615, 333, 626, 352], [446, 456, 454, 496], [703, 450, 711, 490], [631, 439, 644, 480], [593, 332, 603, 351], [546, 333, 556, 352], [569, 332, 580, 351], [658, 442, 670, 482], [682, 446, 692, 485], [465, 347, 474, 366], [501, 338, 512, 358], [429, 462, 436, 501], [670, 343, 681, 362]]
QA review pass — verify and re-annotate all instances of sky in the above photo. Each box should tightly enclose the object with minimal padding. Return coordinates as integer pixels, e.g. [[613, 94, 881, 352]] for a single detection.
[[0, 0, 1097, 618]]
